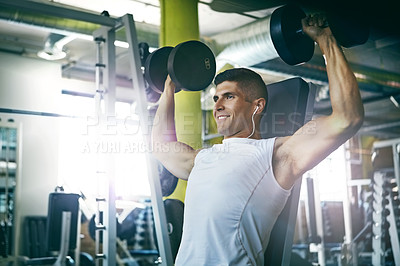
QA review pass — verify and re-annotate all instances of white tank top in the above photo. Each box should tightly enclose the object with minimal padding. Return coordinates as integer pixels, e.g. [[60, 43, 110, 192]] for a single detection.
[[175, 137, 291, 266]]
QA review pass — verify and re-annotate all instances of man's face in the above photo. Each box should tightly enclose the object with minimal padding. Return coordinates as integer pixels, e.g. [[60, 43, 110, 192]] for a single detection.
[[213, 81, 254, 138]]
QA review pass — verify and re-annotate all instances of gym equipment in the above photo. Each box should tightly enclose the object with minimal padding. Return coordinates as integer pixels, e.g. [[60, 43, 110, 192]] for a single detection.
[[270, 4, 370, 65], [46, 192, 80, 252], [145, 46, 174, 94], [19, 192, 81, 266], [262, 77, 316, 265], [370, 138, 400, 266], [144, 40, 216, 94], [159, 166, 179, 197], [139, 42, 150, 67], [163, 199, 184, 261]]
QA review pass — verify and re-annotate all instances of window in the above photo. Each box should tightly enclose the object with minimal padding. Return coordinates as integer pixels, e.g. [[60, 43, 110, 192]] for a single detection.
[[58, 95, 151, 203]]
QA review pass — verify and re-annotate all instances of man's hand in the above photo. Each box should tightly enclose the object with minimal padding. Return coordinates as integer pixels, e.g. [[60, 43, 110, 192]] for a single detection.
[[301, 14, 333, 44], [164, 75, 176, 94]]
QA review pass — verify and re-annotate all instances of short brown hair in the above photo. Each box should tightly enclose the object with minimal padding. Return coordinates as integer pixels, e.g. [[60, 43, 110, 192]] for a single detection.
[[214, 68, 268, 105]]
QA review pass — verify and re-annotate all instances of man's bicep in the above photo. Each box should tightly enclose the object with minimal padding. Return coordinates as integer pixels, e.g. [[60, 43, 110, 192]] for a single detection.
[[152, 141, 198, 180]]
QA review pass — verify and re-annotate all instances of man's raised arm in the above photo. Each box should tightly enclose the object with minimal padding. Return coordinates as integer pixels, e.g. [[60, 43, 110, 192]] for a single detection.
[[273, 14, 365, 190], [151, 76, 197, 180]]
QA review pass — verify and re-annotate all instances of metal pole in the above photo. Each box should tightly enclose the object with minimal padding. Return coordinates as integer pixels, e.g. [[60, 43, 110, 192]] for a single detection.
[[122, 14, 173, 266], [343, 142, 353, 243], [92, 25, 117, 266], [0, 0, 116, 27], [386, 194, 400, 266], [313, 177, 326, 266], [392, 142, 400, 188]]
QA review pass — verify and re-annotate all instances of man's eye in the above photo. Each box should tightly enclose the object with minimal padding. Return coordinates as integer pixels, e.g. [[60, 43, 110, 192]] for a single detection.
[[213, 97, 218, 102], [226, 95, 233, 99]]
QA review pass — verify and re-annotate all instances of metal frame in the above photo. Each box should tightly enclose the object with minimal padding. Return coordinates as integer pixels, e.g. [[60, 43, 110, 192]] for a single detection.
[[371, 170, 388, 266], [371, 138, 400, 266], [90, 14, 173, 266], [0, 120, 23, 263], [373, 137, 400, 187], [264, 80, 316, 266], [280, 81, 316, 266], [0, 0, 116, 27], [91, 25, 118, 266], [0, 1, 173, 264], [122, 14, 173, 266], [279, 82, 316, 265], [386, 190, 400, 266]]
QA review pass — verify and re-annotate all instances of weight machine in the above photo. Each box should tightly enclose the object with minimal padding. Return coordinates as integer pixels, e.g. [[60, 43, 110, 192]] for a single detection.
[[90, 14, 173, 266], [370, 138, 400, 266], [0, 1, 175, 264]]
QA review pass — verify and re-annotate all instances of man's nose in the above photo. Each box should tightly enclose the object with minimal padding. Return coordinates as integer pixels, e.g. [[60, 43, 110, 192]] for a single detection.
[[214, 99, 224, 112]]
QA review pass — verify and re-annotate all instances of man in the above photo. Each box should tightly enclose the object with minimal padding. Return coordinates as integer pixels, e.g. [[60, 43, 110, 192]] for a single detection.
[[151, 14, 364, 265]]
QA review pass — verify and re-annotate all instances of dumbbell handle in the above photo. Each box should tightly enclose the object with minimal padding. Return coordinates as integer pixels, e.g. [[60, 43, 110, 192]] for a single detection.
[[295, 18, 329, 36]]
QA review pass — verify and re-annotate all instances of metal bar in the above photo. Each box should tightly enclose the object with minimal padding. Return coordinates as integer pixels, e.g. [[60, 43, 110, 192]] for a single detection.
[[92, 25, 117, 266], [281, 178, 302, 266], [6, 121, 23, 259], [347, 179, 371, 187], [0, 108, 76, 118], [296, 202, 306, 243], [305, 83, 316, 123], [342, 141, 357, 265], [372, 137, 400, 149], [392, 143, 400, 189], [313, 178, 326, 266], [104, 26, 117, 266], [352, 222, 371, 244], [359, 121, 400, 133], [0, 0, 116, 27], [4, 128, 10, 228], [92, 33, 105, 266], [386, 195, 400, 265], [305, 177, 319, 243], [54, 211, 72, 266], [122, 13, 173, 266]]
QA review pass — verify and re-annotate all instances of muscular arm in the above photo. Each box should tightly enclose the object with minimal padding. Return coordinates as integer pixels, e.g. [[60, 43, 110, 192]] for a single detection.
[[273, 15, 364, 189], [151, 76, 198, 180]]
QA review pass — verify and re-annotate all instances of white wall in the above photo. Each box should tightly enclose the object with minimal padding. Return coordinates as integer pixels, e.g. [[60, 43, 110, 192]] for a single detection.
[[0, 51, 90, 256], [0, 51, 151, 257]]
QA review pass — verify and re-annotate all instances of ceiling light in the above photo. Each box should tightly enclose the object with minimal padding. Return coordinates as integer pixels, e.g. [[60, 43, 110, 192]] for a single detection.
[[37, 50, 66, 61], [37, 33, 75, 60], [390, 95, 400, 108], [114, 40, 129, 48]]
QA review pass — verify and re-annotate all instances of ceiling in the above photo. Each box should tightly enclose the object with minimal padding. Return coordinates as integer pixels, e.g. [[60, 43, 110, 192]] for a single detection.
[[0, 0, 400, 139]]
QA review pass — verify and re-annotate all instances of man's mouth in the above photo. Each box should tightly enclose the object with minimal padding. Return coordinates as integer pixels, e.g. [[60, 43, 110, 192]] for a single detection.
[[217, 115, 230, 120]]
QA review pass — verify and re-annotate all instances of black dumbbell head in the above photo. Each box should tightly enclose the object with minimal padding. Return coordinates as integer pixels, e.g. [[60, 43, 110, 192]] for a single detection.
[[144, 46, 173, 94], [270, 4, 315, 65], [168, 40, 216, 91], [327, 10, 370, 48]]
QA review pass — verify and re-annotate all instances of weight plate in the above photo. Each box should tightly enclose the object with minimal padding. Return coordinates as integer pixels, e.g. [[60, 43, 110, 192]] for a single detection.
[[327, 11, 370, 48], [164, 199, 184, 260], [270, 4, 314, 65], [168, 40, 216, 91], [144, 81, 161, 103], [144, 46, 173, 94]]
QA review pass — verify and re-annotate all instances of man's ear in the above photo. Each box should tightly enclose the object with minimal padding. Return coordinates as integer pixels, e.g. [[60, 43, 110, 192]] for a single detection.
[[255, 98, 266, 114]]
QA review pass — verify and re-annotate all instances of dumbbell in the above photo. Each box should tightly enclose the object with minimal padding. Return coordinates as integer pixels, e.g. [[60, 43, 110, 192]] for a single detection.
[[270, 4, 370, 65], [144, 40, 216, 97]]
